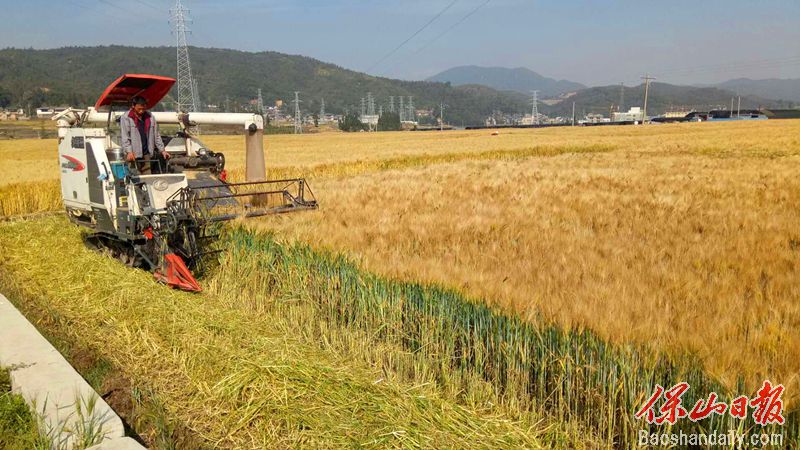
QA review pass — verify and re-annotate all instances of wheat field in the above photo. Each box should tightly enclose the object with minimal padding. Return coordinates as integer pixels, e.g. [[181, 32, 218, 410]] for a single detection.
[[256, 142, 800, 397], [2, 121, 799, 398]]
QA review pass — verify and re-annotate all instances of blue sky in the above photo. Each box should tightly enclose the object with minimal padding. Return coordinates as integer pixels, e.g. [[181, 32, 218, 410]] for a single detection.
[[2, 0, 799, 86]]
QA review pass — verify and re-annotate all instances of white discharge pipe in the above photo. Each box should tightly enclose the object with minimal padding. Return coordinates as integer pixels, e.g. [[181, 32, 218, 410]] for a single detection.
[[81, 109, 264, 130], [58, 108, 267, 181]]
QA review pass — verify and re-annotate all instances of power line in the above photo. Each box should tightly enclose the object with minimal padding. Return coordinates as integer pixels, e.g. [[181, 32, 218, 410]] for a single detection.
[[62, 0, 165, 33], [415, 0, 490, 54], [128, 0, 164, 12], [97, 0, 140, 16], [60, 0, 124, 22], [365, 0, 460, 73]]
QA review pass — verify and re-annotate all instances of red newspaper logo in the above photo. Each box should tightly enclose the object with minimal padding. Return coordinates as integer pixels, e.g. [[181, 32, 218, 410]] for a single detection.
[[689, 393, 727, 421], [750, 381, 785, 426], [636, 381, 785, 426]]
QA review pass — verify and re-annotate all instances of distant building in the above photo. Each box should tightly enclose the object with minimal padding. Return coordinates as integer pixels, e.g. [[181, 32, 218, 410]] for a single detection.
[[519, 113, 545, 125], [415, 109, 432, 118], [35, 107, 66, 119], [580, 113, 610, 124], [36, 107, 54, 119], [0, 109, 26, 121], [360, 114, 379, 125], [612, 107, 644, 122], [663, 110, 693, 118]]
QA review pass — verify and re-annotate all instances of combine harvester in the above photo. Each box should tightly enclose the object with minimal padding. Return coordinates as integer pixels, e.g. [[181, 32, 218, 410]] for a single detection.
[[53, 74, 317, 292]]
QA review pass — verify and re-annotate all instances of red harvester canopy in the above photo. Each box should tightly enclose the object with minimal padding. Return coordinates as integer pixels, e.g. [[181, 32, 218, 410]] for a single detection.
[[94, 74, 176, 110]]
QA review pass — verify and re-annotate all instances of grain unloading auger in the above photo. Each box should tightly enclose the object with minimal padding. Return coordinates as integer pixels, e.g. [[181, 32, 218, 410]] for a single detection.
[[54, 74, 317, 292]]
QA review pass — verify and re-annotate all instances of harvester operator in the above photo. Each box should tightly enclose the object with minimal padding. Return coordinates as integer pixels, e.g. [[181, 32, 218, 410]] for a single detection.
[[120, 96, 170, 174]]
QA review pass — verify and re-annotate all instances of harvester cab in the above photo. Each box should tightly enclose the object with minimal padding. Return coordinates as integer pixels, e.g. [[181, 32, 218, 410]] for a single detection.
[[54, 74, 317, 292]]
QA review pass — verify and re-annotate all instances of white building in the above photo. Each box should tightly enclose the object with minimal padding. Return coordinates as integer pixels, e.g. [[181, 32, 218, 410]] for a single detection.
[[612, 107, 644, 122], [360, 114, 379, 126], [35, 107, 67, 119]]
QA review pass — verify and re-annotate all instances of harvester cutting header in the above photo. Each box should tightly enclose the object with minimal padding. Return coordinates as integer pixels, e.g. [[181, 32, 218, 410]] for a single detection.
[[54, 74, 317, 292]]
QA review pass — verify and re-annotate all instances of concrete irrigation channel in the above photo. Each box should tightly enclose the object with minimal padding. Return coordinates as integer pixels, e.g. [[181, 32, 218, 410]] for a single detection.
[[0, 294, 143, 449]]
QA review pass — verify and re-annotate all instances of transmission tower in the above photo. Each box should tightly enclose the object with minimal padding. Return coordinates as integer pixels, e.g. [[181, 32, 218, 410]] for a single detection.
[[407, 96, 414, 122], [256, 88, 265, 116], [389, 96, 395, 113], [319, 98, 325, 118], [293, 91, 302, 134], [399, 96, 405, 121], [360, 97, 366, 118], [367, 92, 375, 116], [379, 105, 383, 117], [170, 0, 198, 112], [619, 82, 625, 112], [530, 90, 539, 125]]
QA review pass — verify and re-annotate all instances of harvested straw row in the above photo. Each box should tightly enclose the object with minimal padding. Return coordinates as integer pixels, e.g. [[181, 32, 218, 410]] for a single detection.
[[215, 227, 799, 449], [0, 217, 557, 449]]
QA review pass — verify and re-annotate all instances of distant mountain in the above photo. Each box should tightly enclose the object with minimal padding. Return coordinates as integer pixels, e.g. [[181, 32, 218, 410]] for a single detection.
[[426, 66, 585, 97], [0, 46, 529, 126], [541, 82, 786, 118], [714, 78, 800, 103]]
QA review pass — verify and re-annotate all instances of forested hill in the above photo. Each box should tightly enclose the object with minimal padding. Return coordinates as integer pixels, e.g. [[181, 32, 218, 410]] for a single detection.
[[1, 47, 791, 125], [0, 46, 528, 126]]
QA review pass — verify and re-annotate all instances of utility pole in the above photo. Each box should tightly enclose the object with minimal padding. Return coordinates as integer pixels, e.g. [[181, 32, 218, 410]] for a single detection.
[[293, 91, 302, 134], [530, 90, 539, 125], [641, 74, 656, 124], [192, 78, 202, 112], [571, 101, 576, 126], [439, 101, 446, 131], [170, 0, 198, 112], [737, 95, 741, 118]]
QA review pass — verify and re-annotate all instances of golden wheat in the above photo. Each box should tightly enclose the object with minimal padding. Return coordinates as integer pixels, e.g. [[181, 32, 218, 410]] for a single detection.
[[251, 120, 800, 400]]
